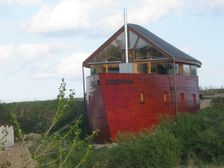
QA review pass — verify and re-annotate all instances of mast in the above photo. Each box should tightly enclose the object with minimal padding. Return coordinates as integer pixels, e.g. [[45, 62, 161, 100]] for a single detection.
[[124, 9, 128, 63]]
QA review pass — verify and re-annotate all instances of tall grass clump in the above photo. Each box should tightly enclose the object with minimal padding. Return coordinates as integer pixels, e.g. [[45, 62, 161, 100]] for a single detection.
[[88, 97, 224, 167], [107, 128, 182, 168], [160, 97, 224, 165], [22, 79, 94, 167], [194, 99, 224, 164], [160, 113, 205, 163]]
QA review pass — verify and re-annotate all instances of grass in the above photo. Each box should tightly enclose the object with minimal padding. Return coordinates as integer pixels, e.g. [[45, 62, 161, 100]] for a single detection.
[[0, 79, 92, 168], [82, 97, 224, 168], [1, 85, 224, 167]]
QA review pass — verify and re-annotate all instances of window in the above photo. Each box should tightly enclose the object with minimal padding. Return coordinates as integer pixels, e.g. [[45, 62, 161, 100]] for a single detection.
[[163, 93, 168, 103], [183, 64, 191, 76], [90, 44, 122, 63], [151, 62, 173, 75], [91, 66, 97, 75], [175, 64, 180, 75], [140, 92, 144, 104], [135, 45, 149, 60], [157, 63, 167, 74], [91, 64, 119, 74], [151, 63, 157, 73], [180, 93, 185, 103], [108, 64, 119, 73], [167, 63, 173, 75], [129, 31, 138, 48], [138, 63, 148, 73], [191, 65, 197, 76], [91, 65, 104, 75], [193, 94, 196, 105]]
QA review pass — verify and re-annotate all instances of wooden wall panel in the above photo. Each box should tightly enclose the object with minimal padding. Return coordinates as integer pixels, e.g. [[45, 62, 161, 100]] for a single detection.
[[86, 73, 200, 142]]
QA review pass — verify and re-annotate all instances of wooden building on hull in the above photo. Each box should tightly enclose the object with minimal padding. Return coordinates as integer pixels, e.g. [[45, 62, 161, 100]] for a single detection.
[[83, 24, 202, 143]]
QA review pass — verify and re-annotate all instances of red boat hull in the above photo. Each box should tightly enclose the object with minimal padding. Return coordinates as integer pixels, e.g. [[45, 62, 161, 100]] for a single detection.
[[86, 73, 200, 143]]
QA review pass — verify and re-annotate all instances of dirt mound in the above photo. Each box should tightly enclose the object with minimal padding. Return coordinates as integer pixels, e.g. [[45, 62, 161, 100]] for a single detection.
[[0, 147, 36, 168]]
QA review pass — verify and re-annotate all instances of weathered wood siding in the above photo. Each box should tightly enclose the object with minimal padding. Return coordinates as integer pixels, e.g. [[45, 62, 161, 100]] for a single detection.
[[86, 73, 200, 143]]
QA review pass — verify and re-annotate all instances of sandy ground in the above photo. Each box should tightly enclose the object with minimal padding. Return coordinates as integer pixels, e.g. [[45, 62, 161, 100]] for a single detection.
[[200, 93, 224, 109], [0, 146, 36, 168], [200, 99, 212, 109]]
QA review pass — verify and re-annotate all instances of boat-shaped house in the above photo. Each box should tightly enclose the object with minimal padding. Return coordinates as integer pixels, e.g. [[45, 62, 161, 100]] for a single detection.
[[83, 24, 202, 143]]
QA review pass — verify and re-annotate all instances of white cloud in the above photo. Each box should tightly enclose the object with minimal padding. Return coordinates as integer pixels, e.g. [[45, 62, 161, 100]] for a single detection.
[[57, 52, 87, 76], [199, 0, 224, 9], [35, 52, 89, 79], [27, 0, 183, 34], [0, 0, 40, 5], [0, 45, 14, 61], [27, 0, 96, 33], [17, 42, 67, 61], [128, 0, 183, 24]]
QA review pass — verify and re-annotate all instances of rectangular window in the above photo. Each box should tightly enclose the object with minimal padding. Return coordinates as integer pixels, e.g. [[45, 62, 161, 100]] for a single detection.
[[175, 64, 180, 75], [180, 93, 185, 103], [135, 46, 148, 60], [140, 92, 144, 104], [151, 63, 157, 73], [183, 64, 191, 76], [91, 67, 97, 75], [91, 65, 105, 75], [167, 63, 174, 75], [193, 93, 196, 105], [191, 65, 197, 76], [151, 63, 175, 75], [163, 93, 168, 103], [108, 64, 119, 73], [138, 63, 148, 74], [157, 63, 167, 74]]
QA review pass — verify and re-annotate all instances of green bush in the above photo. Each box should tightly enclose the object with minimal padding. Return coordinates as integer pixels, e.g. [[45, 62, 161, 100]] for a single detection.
[[0, 99, 84, 134], [193, 106, 224, 163], [83, 97, 224, 167], [84, 146, 112, 168], [160, 98, 224, 165], [107, 129, 182, 168], [160, 113, 205, 162], [1, 88, 224, 167], [2, 100, 57, 133], [32, 79, 94, 168], [0, 103, 10, 125], [210, 97, 224, 109]]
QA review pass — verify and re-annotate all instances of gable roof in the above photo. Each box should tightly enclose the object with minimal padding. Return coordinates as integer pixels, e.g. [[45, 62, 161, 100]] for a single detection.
[[83, 24, 202, 67]]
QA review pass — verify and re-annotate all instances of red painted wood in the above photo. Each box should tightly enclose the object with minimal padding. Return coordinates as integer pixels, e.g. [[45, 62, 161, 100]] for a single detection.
[[86, 73, 200, 143]]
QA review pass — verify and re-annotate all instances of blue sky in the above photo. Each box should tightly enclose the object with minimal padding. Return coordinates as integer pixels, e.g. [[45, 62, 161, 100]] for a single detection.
[[0, 0, 224, 102]]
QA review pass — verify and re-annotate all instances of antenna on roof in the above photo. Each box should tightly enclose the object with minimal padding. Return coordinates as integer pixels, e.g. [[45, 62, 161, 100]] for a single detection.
[[124, 8, 128, 63]]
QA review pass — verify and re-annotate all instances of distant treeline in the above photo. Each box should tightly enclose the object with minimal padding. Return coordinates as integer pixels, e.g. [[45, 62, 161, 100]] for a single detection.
[[0, 98, 84, 134]]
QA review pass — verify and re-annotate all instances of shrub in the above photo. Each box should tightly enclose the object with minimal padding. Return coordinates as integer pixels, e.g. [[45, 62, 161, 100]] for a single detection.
[[32, 79, 94, 168], [210, 97, 224, 109], [160, 113, 205, 162], [0, 103, 10, 125], [160, 99, 224, 165], [0, 98, 84, 134], [193, 106, 224, 163], [108, 129, 182, 168]]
